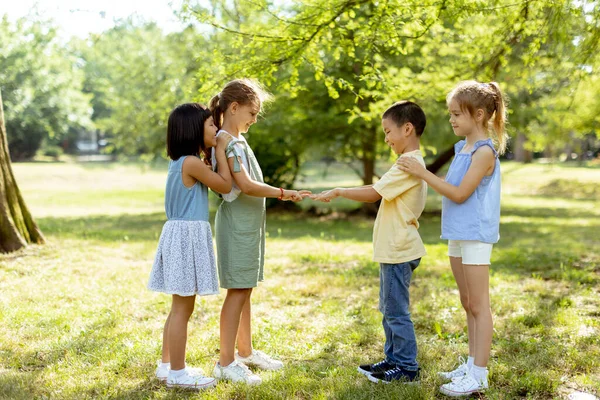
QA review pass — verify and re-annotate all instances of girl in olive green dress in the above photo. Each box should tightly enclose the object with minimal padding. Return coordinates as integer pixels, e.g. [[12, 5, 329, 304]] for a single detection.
[[208, 79, 310, 384]]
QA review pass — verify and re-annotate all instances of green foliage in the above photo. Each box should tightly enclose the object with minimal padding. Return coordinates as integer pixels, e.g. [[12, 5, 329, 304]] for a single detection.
[[0, 16, 92, 160], [186, 0, 600, 179], [72, 20, 207, 157]]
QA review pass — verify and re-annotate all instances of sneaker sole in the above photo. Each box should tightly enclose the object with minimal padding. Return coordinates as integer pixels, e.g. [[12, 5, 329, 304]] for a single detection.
[[367, 374, 419, 385], [357, 367, 373, 377], [166, 380, 217, 390], [213, 372, 262, 385], [236, 361, 283, 371], [439, 386, 485, 397]]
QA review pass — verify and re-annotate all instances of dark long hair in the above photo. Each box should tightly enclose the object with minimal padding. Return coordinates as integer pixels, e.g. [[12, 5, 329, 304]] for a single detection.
[[166, 103, 212, 163]]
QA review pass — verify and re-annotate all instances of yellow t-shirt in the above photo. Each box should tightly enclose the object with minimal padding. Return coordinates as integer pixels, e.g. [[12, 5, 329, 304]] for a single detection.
[[372, 150, 427, 264]]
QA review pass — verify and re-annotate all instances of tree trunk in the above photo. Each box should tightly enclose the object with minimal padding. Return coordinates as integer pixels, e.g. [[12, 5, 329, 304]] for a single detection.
[[514, 132, 532, 163], [426, 145, 455, 174], [0, 89, 45, 253], [358, 126, 380, 216]]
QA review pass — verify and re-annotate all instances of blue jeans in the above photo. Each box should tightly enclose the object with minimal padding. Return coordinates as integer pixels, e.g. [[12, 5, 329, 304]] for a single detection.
[[379, 258, 420, 371]]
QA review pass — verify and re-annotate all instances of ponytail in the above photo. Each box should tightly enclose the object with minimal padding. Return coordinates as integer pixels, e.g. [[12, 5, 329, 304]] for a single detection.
[[488, 82, 508, 155], [209, 93, 223, 130]]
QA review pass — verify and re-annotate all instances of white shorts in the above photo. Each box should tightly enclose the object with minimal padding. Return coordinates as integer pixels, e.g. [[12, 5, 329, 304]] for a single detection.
[[447, 240, 493, 265]]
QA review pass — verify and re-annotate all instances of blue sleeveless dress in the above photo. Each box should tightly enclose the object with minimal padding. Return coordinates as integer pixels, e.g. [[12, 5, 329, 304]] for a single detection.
[[147, 156, 219, 296], [441, 139, 501, 244]]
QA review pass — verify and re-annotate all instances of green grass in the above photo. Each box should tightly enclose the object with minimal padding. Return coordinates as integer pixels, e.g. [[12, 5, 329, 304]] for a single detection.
[[1, 160, 599, 399]]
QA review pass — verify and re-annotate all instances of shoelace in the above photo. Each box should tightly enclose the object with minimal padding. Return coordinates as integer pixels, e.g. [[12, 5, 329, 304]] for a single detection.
[[372, 360, 391, 370], [235, 362, 254, 376], [450, 374, 477, 389], [383, 367, 402, 378], [254, 350, 278, 366], [253, 350, 272, 361]]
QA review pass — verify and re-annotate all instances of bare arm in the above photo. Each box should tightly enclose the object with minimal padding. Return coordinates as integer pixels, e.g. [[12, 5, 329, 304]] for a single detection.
[[228, 157, 310, 201], [184, 135, 233, 194], [184, 152, 232, 194], [397, 147, 495, 204], [311, 186, 382, 203]]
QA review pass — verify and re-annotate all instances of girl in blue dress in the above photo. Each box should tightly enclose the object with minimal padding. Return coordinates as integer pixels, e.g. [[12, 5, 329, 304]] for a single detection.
[[399, 81, 508, 397], [148, 103, 232, 390]]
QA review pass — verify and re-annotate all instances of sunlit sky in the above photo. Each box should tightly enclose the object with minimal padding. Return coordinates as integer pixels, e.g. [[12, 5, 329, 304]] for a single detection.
[[2, 0, 192, 38]]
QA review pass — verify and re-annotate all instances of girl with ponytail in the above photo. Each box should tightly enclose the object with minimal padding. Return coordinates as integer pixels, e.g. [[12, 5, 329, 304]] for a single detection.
[[208, 79, 310, 385], [398, 80, 508, 397]]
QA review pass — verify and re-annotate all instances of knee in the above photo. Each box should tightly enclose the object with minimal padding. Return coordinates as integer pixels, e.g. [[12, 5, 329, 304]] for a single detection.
[[460, 296, 470, 313], [171, 302, 195, 319], [227, 288, 251, 297], [468, 300, 487, 318]]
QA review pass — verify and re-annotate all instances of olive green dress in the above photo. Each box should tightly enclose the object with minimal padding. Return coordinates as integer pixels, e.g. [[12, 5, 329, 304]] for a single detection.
[[215, 138, 266, 289]]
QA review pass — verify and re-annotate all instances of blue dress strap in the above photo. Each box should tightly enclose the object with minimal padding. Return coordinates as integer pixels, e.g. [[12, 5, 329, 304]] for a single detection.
[[454, 140, 467, 153], [170, 156, 186, 172], [471, 139, 498, 158]]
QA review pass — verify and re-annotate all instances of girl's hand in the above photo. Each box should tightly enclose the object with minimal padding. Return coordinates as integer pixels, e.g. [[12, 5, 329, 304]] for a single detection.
[[216, 132, 234, 149], [396, 156, 426, 178], [311, 188, 339, 203], [281, 189, 309, 202]]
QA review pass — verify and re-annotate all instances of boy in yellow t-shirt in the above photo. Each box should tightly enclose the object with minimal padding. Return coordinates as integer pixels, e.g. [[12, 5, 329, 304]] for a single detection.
[[312, 101, 427, 384]]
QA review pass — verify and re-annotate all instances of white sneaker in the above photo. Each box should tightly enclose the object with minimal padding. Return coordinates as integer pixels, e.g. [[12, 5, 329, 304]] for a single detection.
[[213, 360, 262, 385], [235, 350, 284, 371], [154, 361, 205, 383], [155, 361, 169, 382], [166, 368, 216, 390], [438, 356, 469, 380], [439, 372, 488, 397]]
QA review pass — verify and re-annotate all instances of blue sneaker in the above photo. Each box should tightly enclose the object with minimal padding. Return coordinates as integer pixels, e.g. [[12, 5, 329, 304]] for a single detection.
[[368, 366, 420, 384], [357, 360, 395, 377]]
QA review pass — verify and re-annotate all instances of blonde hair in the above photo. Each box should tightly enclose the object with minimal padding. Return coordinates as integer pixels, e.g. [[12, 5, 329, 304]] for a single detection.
[[447, 80, 508, 155], [209, 79, 272, 130]]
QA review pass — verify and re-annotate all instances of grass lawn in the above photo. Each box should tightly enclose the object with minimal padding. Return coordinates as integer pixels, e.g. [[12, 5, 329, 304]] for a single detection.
[[1, 160, 599, 399]]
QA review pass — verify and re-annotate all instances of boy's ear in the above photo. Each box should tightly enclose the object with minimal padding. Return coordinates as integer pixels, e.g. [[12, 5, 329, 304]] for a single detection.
[[404, 122, 414, 136]]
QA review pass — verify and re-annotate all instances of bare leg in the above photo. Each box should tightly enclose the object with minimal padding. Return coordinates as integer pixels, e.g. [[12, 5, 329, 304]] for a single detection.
[[449, 257, 475, 357], [161, 312, 172, 363], [237, 289, 253, 357], [168, 295, 196, 371], [219, 288, 252, 366], [463, 264, 492, 367]]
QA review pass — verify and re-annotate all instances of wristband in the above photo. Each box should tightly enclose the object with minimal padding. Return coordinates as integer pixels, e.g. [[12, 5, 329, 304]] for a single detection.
[[278, 187, 284, 200]]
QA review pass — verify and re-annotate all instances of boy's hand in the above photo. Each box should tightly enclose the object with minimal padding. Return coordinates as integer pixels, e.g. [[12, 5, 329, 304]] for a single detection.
[[311, 188, 340, 203], [397, 156, 426, 178]]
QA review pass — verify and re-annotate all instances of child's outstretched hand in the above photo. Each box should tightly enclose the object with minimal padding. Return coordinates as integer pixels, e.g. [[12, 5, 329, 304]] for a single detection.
[[397, 156, 426, 178], [282, 189, 312, 202], [311, 188, 339, 203]]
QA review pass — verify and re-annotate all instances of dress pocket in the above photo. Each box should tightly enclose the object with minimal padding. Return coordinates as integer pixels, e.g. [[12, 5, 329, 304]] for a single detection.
[[231, 229, 262, 269]]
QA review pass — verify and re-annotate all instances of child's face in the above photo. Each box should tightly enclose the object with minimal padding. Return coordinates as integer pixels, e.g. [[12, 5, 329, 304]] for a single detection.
[[448, 99, 479, 137], [382, 117, 410, 155], [203, 116, 218, 148], [232, 102, 260, 134]]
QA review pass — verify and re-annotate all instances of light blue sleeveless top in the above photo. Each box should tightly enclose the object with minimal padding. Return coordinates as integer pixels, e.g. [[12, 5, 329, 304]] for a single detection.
[[164, 156, 209, 222], [441, 139, 501, 244]]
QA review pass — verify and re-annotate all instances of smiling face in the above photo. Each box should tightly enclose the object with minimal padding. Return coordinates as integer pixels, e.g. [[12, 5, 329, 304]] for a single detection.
[[382, 117, 411, 155], [229, 101, 260, 134], [203, 116, 218, 148], [448, 99, 480, 138]]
